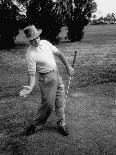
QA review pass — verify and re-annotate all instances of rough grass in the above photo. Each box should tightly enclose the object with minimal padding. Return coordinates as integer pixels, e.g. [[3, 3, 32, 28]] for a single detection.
[[0, 25, 116, 155]]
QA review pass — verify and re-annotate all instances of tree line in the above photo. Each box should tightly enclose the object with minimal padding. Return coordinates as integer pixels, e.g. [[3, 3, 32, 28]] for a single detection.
[[91, 13, 116, 25], [0, 0, 97, 49]]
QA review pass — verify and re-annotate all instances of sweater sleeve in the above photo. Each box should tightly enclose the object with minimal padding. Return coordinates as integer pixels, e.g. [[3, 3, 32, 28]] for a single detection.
[[26, 50, 36, 74], [44, 40, 58, 53]]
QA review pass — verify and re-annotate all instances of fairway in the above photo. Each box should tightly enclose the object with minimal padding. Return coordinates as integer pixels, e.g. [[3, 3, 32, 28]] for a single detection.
[[0, 25, 116, 155]]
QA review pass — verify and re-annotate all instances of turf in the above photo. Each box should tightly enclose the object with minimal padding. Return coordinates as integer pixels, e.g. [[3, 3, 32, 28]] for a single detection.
[[0, 25, 116, 155]]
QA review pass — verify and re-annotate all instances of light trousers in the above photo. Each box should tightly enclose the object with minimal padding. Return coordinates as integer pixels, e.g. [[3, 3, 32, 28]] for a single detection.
[[33, 69, 66, 127]]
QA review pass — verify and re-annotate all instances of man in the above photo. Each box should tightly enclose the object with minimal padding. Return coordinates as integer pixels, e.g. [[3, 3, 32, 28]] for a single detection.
[[19, 25, 74, 136]]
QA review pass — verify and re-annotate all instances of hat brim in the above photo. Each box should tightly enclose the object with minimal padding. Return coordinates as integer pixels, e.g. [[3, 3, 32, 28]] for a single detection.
[[27, 29, 42, 41]]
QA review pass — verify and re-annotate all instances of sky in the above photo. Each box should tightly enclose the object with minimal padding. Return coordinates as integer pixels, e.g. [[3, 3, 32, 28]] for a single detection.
[[95, 0, 116, 17]]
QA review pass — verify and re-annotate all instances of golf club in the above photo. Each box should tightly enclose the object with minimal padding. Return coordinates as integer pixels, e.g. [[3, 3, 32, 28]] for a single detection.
[[65, 51, 77, 100]]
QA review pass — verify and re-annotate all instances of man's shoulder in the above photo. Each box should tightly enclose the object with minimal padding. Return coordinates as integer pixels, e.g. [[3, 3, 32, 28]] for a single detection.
[[40, 40, 51, 45]]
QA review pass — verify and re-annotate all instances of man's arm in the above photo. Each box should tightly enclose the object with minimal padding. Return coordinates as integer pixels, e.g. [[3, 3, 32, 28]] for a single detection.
[[28, 73, 36, 90], [19, 73, 35, 97], [54, 50, 74, 76]]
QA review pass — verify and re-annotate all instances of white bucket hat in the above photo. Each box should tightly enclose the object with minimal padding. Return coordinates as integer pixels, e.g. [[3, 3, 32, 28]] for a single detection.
[[23, 25, 42, 41]]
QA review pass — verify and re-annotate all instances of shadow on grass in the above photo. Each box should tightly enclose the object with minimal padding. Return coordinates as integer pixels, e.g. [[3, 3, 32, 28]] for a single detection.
[[0, 85, 21, 99], [0, 115, 59, 155], [0, 134, 33, 155]]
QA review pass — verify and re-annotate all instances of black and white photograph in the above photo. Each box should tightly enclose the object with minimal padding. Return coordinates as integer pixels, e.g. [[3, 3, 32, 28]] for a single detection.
[[0, 0, 116, 154]]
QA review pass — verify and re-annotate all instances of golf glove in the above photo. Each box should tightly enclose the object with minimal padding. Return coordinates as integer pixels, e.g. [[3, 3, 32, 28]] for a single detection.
[[68, 66, 74, 76], [19, 86, 32, 97]]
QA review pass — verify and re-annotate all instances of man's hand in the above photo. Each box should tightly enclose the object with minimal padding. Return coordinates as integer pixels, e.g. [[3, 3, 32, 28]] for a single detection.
[[68, 66, 74, 76], [19, 86, 32, 97]]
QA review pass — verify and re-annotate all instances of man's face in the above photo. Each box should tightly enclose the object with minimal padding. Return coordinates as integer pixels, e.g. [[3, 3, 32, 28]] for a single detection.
[[29, 36, 40, 47]]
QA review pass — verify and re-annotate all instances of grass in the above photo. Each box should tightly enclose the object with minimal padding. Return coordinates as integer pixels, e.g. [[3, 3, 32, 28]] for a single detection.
[[0, 24, 116, 154]]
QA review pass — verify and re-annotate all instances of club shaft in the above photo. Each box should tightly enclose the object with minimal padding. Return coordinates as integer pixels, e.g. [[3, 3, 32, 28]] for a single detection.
[[66, 76, 72, 99], [65, 51, 77, 99]]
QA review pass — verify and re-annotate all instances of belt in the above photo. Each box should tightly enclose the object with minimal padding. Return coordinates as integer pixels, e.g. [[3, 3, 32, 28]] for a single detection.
[[39, 69, 57, 75]]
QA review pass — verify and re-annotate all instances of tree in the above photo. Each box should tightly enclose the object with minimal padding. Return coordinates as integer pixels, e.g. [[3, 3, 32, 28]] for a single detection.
[[106, 13, 111, 23], [0, 0, 27, 49], [27, 0, 64, 43], [110, 13, 116, 23], [66, 0, 97, 42], [104, 13, 116, 24], [90, 14, 97, 25]]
